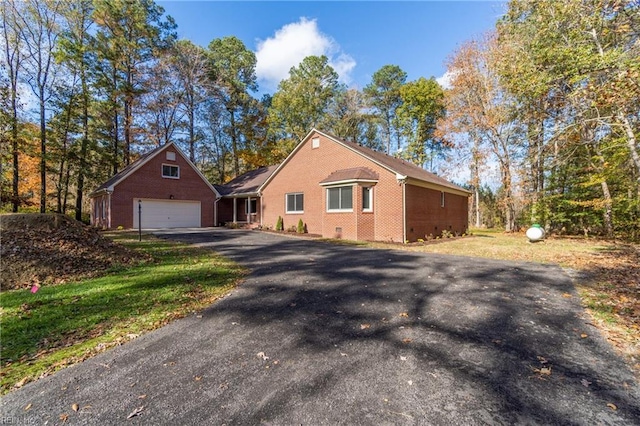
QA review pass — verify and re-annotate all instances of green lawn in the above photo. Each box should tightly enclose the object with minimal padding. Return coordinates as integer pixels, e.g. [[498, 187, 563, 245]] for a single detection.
[[368, 227, 613, 267], [0, 232, 244, 394]]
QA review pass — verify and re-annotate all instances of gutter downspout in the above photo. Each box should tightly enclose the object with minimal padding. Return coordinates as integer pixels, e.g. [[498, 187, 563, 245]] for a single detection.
[[233, 197, 237, 223], [396, 173, 407, 244], [258, 192, 263, 227], [402, 181, 407, 244], [214, 197, 220, 227], [355, 184, 358, 241], [247, 196, 252, 224]]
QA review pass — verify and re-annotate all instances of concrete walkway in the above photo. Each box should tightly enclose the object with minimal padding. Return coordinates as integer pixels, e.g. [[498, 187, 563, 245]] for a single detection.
[[1, 229, 638, 425]]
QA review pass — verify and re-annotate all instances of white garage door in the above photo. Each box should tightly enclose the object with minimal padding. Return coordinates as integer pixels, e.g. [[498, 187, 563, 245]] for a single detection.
[[133, 199, 201, 229]]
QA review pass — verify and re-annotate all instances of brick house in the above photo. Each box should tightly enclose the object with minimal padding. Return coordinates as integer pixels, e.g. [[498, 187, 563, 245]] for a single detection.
[[91, 130, 469, 240], [254, 129, 470, 242], [89, 142, 219, 229]]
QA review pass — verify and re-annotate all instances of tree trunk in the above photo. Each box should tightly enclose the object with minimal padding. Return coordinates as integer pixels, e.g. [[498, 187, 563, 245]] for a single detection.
[[589, 141, 614, 238], [471, 148, 481, 228], [4, 1, 21, 213], [475, 186, 481, 227], [229, 109, 240, 177], [76, 70, 89, 221], [11, 95, 19, 212], [123, 62, 135, 165], [111, 67, 119, 174], [618, 111, 640, 183], [124, 95, 132, 165], [56, 89, 76, 213], [189, 103, 195, 162], [62, 161, 71, 214], [500, 161, 515, 232], [601, 180, 614, 238], [39, 96, 47, 213], [55, 127, 68, 214]]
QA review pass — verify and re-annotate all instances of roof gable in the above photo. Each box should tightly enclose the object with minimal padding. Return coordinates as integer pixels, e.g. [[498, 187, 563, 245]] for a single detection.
[[261, 129, 470, 195], [90, 143, 219, 197], [217, 165, 279, 196]]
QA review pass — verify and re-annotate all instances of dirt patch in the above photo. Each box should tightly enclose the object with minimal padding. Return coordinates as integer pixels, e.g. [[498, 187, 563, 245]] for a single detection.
[[1, 213, 150, 290]]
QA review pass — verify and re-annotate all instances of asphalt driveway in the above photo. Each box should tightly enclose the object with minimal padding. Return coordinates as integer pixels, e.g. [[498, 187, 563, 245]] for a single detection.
[[2, 229, 639, 425]]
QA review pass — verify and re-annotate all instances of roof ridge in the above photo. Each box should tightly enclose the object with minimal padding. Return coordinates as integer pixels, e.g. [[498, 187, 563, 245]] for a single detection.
[[318, 130, 469, 194]]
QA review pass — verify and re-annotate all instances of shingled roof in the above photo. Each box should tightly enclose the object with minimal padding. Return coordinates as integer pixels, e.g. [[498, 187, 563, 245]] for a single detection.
[[215, 164, 279, 196], [262, 129, 470, 195], [337, 136, 469, 193], [319, 167, 380, 185]]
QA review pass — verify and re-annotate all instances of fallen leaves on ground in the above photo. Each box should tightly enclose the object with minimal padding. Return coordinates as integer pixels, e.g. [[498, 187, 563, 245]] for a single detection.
[[1, 214, 150, 290], [127, 406, 144, 419], [570, 243, 640, 375]]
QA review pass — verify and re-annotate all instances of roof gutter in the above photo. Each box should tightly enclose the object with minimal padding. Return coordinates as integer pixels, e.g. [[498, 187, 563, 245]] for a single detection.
[[319, 179, 379, 187], [88, 187, 113, 198], [223, 192, 260, 198]]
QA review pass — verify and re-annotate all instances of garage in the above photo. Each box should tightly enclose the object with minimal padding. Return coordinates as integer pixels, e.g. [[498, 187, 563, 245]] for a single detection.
[[133, 199, 201, 229]]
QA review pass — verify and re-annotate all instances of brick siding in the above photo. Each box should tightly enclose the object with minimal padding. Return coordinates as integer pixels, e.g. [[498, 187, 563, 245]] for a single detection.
[[91, 145, 216, 229], [405, 184, 469, 240], [261, 131, 404, 242]]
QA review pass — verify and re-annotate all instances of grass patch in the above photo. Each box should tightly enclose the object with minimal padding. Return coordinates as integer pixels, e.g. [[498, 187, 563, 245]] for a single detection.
[[0, 232, 245, 394], [368, 228, 611, 267]]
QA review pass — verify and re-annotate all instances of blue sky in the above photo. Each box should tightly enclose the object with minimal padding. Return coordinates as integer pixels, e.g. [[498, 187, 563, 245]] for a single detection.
[[158, 1, 506, 94]]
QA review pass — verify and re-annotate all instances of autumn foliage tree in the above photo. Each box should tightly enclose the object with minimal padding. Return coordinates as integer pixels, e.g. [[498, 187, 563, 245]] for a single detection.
[[438, 35, 522, 232], [2, 0, 638, 241]]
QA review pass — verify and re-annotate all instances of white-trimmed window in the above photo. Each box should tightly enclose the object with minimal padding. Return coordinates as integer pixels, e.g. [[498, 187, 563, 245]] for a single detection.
[[327, 185, 353, 212], [441, 191, 445, 207], [166, 151, 176, 161], [286, 193, 304, 213], [246, 199, 257, 214], [162, 164, 180, 179], [362, 187, 373, 212]]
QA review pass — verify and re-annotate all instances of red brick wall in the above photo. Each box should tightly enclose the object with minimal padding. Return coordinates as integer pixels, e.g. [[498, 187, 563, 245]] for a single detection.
[[261, 131, 404, 242], [405, 184, 469, 241], [96, 145, 216, 229], [90, 193, 110, 229], [357, 185, 375, 241], [217, 198, 234, 225]]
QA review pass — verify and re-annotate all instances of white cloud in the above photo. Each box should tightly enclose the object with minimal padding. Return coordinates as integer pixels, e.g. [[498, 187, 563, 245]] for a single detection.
[[255, 18, 356, 92], [436, 71, 455, 89]]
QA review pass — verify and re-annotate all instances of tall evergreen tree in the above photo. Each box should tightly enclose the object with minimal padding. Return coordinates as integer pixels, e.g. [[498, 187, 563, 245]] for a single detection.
[[364, 64, 407, 154], [396, 77, 447, 169], [268, 55, 339, 159], [208, 36, 258, 177], [57, 0, 94, 220], [92, 0, 176, 169]]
